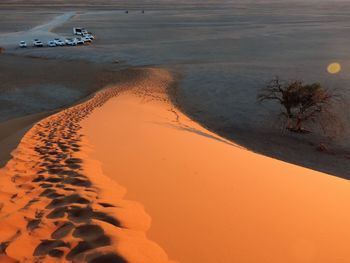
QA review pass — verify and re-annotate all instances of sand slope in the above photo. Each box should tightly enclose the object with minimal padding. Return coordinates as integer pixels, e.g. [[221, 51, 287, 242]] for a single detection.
[[0, 68, 172, 263], [82, 68, 350, 263], [0, 53, 127, 166], [2, 66, 350, 262]]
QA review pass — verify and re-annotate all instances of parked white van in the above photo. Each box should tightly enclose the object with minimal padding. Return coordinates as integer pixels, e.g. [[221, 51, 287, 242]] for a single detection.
[[73, 27, 88, 35]]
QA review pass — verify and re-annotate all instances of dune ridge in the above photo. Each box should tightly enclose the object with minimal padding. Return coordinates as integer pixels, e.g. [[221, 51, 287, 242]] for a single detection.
[[81, 67, 350, 263], [0, 68, 174, 263]]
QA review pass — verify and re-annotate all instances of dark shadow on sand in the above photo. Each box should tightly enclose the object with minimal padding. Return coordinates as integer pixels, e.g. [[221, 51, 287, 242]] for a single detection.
[[153, 121, 244, 149]]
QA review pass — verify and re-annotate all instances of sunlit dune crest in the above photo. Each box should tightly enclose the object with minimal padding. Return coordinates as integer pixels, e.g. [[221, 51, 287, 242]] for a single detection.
[[0, 69, 174, 263], [82, 68, 350, 263]]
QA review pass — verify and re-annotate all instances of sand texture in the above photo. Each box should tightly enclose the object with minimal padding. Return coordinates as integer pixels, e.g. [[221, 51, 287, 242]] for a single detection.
[[0, 52, 128, 166], [82, 68, 350, 263], [0, 68, 172, 263], [2, 63, 350, 262]]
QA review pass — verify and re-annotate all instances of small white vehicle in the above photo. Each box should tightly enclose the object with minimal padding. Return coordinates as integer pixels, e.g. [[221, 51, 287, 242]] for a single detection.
[[19, 41, 27, 48], [56, 40, 65, 46], [54, 38, 64, 46], [85, 34, 94, 40], [65, 38, 76, 46], [82, 36, 92, 43], [47, 40, 56, 47], [75, 37, 84, 45], [33, 39, 43, 47]]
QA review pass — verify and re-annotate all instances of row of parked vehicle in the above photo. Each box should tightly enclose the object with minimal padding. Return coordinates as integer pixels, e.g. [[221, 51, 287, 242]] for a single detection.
[[19, 34, 95, 48]]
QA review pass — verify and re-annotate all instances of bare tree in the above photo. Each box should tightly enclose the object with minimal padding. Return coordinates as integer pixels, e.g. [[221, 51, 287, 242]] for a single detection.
[[257, 77, 343, 137]]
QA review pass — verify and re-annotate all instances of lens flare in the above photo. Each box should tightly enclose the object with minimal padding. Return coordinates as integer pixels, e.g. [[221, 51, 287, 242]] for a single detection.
[[327, 62, 341, 74]]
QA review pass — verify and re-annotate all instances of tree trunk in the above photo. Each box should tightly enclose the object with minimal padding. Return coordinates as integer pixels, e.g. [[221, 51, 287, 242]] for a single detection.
[[295, 117, 302, 132], [285, 106, 294, 130]]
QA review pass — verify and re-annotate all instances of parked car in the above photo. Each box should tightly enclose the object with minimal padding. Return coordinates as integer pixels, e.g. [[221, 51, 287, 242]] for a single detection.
[[82, 36, 92, 43], [33, 39, 43, 47], [84, 34, 94, 40], [56, 40, 65, 46], [75, 37, 84, 45], [54, 38, 64, 46], [47, 40, 56, 47], [19, 41, 27, 48], [65, 38, 76, 46]]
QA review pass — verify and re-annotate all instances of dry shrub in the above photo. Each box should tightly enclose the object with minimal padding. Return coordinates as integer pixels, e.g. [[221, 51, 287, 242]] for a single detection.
[[258, 77, 344, 139]]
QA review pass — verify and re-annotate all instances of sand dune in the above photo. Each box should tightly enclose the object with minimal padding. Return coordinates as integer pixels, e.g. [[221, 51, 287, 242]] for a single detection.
[[0, 53, 127, 166], [0, 68, 173, 263], [2, 66, 350, 262], [0, 111, 52, 167], [82, 68, 350, 263]]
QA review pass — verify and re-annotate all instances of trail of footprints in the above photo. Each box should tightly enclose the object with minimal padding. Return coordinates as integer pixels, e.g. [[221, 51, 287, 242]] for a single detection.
[[0, 88, 128, 262]]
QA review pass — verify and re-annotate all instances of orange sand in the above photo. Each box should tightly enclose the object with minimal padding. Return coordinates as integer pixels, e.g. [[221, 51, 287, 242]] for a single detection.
[[0, 68, 173, 262], [2, 67, 350, 262], [82, 68, 350, 263]]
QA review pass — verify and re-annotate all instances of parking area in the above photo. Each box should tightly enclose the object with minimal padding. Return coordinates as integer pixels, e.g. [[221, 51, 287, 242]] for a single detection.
[[18, 27, 95, 49]]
